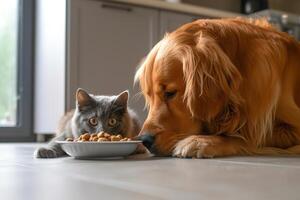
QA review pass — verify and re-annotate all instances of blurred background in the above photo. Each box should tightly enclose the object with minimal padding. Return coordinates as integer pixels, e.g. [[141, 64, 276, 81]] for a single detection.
[[0, 0, 299, 142]]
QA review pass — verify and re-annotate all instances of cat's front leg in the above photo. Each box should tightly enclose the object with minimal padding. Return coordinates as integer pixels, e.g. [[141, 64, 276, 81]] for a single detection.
[[34, 134, 67, 158]]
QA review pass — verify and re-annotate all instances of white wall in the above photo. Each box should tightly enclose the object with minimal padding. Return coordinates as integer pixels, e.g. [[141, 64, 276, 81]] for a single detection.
[[34, 0, 66, 134]]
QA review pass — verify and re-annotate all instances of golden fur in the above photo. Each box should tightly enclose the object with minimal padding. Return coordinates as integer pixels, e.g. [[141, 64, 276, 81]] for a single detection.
[[135, 18, 300, 158]]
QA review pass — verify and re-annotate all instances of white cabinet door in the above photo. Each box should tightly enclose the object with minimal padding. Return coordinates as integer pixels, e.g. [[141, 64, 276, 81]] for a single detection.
[[67, 0, 159, 121], [159, 11, 199, 39]]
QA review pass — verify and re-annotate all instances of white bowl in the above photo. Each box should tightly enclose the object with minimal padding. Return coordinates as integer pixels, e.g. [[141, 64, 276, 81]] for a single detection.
[[56, 140, 142, 159]]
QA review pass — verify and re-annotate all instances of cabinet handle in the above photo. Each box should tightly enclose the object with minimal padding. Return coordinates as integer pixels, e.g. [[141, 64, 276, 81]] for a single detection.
[[101, 3, 132, 12]]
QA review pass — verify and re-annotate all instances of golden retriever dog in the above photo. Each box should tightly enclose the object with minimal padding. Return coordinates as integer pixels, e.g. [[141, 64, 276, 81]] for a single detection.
[[134, 18, 300, 158]]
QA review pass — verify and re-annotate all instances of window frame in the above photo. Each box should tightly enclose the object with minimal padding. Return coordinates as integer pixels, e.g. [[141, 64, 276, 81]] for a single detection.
[[0, 0, 35, 141]]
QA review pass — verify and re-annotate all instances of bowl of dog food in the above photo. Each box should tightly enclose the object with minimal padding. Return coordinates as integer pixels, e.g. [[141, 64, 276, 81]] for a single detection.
[[56, 132, 142, 159]]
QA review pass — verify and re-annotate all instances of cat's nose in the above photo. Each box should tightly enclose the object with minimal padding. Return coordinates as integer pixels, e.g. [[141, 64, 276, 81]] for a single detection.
[[138, 133, 155, 150]]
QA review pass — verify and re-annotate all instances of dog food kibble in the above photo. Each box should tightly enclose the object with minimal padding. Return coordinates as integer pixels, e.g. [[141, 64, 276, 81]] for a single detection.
[[97, 131, 105, 138], [65, 132, 132, 142], [90, 137, 99, 142], [104, 133, 111, 138], [110, 136, 120, 141], [116, 134, 122, 139], [90, 133, 97, 138], [97, 137, 109, 142], [82, 133, 90, 140]]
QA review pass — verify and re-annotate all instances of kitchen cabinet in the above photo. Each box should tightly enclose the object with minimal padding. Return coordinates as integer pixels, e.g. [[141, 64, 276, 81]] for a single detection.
[[67, 0, 159, 120], [67, 0, 202, 121], [159, 11, 198, 39]]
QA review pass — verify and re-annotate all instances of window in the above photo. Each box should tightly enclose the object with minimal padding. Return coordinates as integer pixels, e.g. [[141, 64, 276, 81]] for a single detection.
[[0, 0, 34, 141], [0, 0, 18, 127]]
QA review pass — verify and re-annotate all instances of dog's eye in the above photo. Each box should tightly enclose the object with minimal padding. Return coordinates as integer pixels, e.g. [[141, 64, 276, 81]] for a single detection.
[[164, 91, 177, 100]]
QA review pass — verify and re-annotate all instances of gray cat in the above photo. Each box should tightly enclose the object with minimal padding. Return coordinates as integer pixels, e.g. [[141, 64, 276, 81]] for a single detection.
[[34, 88, 141, 158]]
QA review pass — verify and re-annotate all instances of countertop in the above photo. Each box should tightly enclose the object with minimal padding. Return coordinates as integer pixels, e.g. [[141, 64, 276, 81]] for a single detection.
[[111, 0, 243, 18]]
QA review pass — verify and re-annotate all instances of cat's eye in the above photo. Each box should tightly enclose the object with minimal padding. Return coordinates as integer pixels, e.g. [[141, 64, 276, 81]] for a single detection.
[[108, 118, 117, 126], [88, 117, 98, 126]]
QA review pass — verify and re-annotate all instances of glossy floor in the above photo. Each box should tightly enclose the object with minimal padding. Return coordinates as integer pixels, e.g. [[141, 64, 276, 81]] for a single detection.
[[1, 143, 300, 200]]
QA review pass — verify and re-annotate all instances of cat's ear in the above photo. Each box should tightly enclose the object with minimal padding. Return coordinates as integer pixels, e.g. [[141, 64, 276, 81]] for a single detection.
[[115, 90, 129, 107], [76, 88, 96, 110]]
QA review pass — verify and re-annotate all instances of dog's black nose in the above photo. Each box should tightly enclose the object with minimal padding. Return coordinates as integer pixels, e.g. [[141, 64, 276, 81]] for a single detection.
[[139, 133, 155, 150]]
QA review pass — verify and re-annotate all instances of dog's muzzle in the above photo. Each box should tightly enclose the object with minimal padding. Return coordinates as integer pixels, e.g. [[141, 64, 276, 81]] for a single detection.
[[137, 133, 155, 151]]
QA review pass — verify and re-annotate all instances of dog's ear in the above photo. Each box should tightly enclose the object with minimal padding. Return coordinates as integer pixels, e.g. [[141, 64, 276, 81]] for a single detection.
[[134, 41, 162, 109], [182, 35, 243, 133]]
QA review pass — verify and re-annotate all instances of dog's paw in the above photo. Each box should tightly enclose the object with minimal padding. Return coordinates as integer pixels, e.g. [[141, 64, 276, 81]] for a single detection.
[[173, 135, 220, 158], [34, 147, 59, 158]]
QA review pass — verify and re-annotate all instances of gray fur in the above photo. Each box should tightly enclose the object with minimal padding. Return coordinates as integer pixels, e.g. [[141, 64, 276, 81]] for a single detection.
[[34, 89, 141, 158]]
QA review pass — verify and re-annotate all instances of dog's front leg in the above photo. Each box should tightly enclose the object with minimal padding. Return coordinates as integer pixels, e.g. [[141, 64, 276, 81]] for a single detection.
[[173, 135, 249, 158]]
